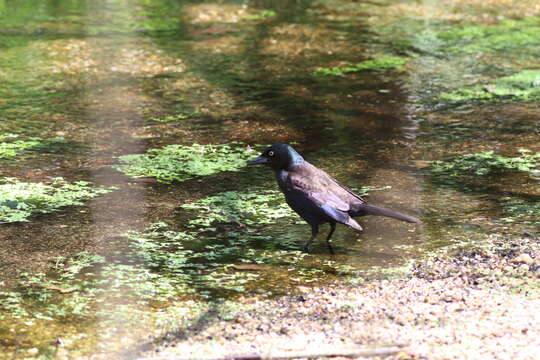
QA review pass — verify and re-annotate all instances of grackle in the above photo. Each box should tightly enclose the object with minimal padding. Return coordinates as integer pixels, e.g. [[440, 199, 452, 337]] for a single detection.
[[247, 144, 421, 253]]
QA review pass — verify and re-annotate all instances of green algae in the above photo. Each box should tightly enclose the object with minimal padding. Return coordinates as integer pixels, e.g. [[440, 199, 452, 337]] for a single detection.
[[500, 199, 540, 226], [0, 184, 396, 329], [179, 189, 301, 252], [0, 0, 185, 36], [370, 14, 540, 106], [123, 222, 314, 293], [431, 18, 540, 104], [0, 134, 69, 159], [437, 17, 540, 56], [0, 134, 41, 159], [428, 150, 540, 178], [424, 151, 540, 227], [149, 111, 200, 123], [180, 190, 297, 229], [114, 143, 256, 183], [379, 15, 540, 60], [314, 55, 409, 76], [179, 186, 389, 233], [243, 9, 277, 21], [0, 177, 115, 223], [0, 222, 303, 324], [440, 70, 540, 103], [0, 252, 106, 320], [0, 234, 193, 320]]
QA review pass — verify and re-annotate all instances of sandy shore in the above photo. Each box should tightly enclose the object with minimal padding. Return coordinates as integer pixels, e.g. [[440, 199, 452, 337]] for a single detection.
[[141, 233, 540, 360]]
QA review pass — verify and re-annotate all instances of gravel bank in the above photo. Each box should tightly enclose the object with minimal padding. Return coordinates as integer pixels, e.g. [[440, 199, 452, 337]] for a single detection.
[[141, 234, 540, 360]]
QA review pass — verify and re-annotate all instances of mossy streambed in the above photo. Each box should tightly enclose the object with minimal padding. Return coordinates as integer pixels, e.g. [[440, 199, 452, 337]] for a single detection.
[[1, 0, 540, 358], [0, 177, 115, 223], [114, 143, 255, 183], [0, 186, 373, 358]]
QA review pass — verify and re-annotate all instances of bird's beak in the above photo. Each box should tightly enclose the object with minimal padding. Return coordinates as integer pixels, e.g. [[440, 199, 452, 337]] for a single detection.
[[247, 155, 268, 165]]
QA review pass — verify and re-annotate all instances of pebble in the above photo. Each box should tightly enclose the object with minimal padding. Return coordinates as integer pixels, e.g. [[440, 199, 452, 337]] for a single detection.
[[518, 264, 530, 272], [511, 253, 534, 264]]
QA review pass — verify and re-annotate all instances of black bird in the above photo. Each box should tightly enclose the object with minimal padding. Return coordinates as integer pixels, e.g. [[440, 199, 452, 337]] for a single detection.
[[247, 144, 421, 253]]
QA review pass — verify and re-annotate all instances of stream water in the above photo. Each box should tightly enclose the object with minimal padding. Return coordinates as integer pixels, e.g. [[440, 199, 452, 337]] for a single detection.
[[1, 0, 539, 358]]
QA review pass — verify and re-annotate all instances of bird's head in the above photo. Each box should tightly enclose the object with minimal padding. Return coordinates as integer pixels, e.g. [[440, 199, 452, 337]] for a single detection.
[[247, 143, 304, 170]]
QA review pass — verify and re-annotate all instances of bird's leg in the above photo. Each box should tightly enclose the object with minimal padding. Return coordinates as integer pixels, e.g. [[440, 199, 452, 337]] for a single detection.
[[303, 225, 319, 253], [325, 222, 336, 255]]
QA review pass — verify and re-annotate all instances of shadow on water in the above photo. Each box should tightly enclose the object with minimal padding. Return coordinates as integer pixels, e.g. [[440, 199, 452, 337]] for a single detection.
[[1, 0, 539, 357]]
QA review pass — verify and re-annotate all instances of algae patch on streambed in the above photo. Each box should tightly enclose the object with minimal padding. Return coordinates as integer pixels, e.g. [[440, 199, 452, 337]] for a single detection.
[[0, 192, 356, 355], [2, 144, 538, 331], [435, 17, 540, 56], [114, 143, 255, 182], [440, 70, 540, 103], [423, 149, 540, 227], [0, 185, 360, 319], [0, 134, 71, 159], [427, 150, 540, 178], [0, 178, 115, 223], [313, 55, 409, 77], [310, 19, 540, 106], [369, 14, 540, 106], [0, 144, 375, 354]]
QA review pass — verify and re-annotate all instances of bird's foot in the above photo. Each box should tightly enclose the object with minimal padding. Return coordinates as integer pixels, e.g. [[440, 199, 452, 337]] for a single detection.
[[326, 243, 335, 255], [302, 243, 311, 253]]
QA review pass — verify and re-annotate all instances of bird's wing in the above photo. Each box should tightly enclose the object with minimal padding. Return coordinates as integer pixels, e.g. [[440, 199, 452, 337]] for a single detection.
[[287, 171, 363, 230], [292, 162, 367, 204], [326, 176, 367, 204], [288, 166, 351, 212], [310, 192, 350, 212]]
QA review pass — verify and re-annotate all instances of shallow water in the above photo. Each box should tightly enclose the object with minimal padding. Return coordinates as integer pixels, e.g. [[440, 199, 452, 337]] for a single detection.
[[1, 0, 539, 357]]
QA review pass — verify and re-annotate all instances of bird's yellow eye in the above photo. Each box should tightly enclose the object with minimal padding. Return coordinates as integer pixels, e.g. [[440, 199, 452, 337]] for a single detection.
[[268, 150, 275, 157]]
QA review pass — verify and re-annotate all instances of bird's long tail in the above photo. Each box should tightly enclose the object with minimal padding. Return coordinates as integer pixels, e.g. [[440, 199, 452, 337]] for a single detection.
[[355, 204, 421, 223]]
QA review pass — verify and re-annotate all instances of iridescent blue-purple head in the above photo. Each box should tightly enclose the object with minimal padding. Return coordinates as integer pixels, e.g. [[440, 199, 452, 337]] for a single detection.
[[247, 143, 304, 171]]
